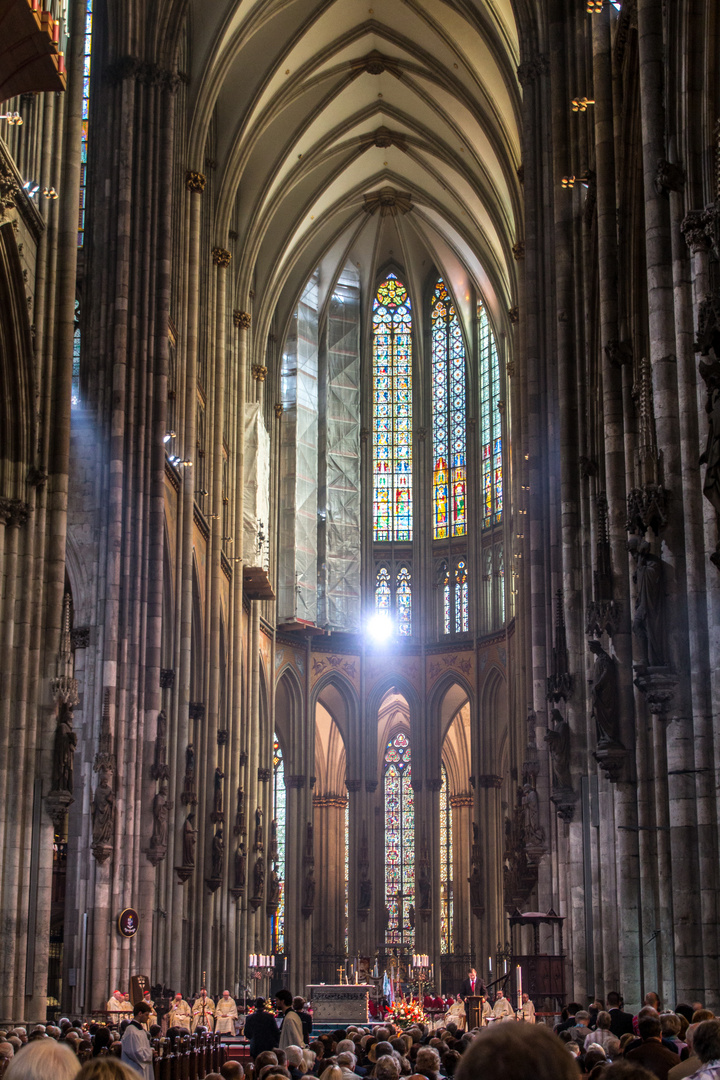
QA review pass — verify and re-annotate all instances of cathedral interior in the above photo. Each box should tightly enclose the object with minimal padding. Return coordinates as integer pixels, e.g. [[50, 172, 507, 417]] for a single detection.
[[1, 0, 720, 1023]]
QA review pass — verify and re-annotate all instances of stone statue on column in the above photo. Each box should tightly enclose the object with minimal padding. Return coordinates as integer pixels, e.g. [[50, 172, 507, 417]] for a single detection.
[[253, 806, 264, 851], [181, 743, 197, 805], [588, 639, 622, 748], [149, 778, 173, 864], [234, 842, 247, 892], [182, 812, 197, 867], [210, 825, 224, 881], [545, 708, 573, 791], [302, 866, 315, 915], [628, 537, 666, 667], [91, 764, 115, 863], [211, 766, 225, 823], [151, 709, 169, 780], [234, 786, 246, 835], [52, 701, 77, 795]]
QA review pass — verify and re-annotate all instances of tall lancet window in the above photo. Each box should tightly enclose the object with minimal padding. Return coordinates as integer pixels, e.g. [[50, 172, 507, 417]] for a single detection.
[[431, 279, 467, 538], [373, 276, 413, 542], [384, 732, 414, 945], [440, 763, 453, 953], [479, 304, 502, 527], [272, 736, 286, 953], [78, 0, 94, 245]]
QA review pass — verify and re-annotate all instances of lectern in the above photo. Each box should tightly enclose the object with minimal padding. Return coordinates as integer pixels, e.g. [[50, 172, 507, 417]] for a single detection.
[[465, 995, 483, 1029]]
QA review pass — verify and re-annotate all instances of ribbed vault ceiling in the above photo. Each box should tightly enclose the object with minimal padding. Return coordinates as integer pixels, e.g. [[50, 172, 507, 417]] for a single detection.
[[186, 0, 523, 349]]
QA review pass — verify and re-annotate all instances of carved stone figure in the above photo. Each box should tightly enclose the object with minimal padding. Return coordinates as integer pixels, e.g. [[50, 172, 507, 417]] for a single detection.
[[628, 538, 666, 666], [211, 826, 224, 879], [212, 766, 225, 820], [253, 855, 265, 898], [182, 813, 197, 867], [303, 867, 315, 910], [268, 868, 281, 905], [468, 865, 482, 911], [150, 779, 173, 851], [417, 866, 431, 910], [408, 903, 415, 930], [589, 639, 622, 747], [253, 806, 264, 851], [53, 702, 77, 794], [91, 766, 115, 847], [152, 709, 168, 779], [699, 357, 720, 516], [182, 744, 197, 804], [545, 708, 572, 791], [521, 783, 544, 846], [359, 871, 372, 910], [234, 786, 246, 836], [234, 843, 246, 890]]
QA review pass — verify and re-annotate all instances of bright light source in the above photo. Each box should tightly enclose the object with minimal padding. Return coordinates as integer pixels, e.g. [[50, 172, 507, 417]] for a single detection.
[[367, 612, 394, 642]]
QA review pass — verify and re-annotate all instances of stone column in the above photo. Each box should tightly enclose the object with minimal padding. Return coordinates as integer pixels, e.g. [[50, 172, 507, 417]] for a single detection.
[[637, 0, 700, 999], [313, 794, 348, 962], [450, 793, 473, 961], [591, 5, 640, 1004]]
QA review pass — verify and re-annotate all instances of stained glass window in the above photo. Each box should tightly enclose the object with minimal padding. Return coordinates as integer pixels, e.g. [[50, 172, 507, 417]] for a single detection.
[[344, 799, 349, 954], [441, 563, 451, 635], [455, 561, 469, 633], [72, 300, 80, 405], [496, 544, 505, 623], [432, 280, 467, 539], [396, 565, 412, 636], [375, 565, 412, 636], [479, 304, 502, 527], [375, 566, 391, 615], [272, 736, 286, 953], [373, 275, 413, 542], [78, 0, 93, 245], [440, 763, 453, 954], [384, 732, 414, 946]]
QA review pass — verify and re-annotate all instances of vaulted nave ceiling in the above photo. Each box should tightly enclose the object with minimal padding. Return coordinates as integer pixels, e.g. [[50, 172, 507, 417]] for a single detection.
[[186, 0, 523, 348]]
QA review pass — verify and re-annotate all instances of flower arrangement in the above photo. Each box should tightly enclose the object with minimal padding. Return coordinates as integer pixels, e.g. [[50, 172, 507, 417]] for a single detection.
[[389, 999, 427, 1027]]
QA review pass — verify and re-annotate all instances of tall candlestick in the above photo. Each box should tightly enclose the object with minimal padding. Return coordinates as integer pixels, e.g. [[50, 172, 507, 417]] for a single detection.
[[516, 965, 522, 1014]]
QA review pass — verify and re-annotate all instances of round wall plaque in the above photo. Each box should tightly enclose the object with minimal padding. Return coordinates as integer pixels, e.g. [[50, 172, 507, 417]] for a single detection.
[[118, 908, 139, 937]]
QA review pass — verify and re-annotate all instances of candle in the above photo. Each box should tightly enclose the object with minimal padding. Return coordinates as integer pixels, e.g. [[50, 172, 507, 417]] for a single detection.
[[504, 960, 507, 974], [488, 956, 492, 974], [284, 957, 288, 972], [516, 965, 522, 1014]]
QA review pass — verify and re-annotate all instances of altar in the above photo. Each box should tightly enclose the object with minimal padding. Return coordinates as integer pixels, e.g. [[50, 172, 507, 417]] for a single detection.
[[306, 984, 370, 1024]]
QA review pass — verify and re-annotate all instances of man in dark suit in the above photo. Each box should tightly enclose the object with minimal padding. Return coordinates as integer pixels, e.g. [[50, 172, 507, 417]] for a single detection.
[[459, 968, 486, 1025], [607, 991, 635, 1037]]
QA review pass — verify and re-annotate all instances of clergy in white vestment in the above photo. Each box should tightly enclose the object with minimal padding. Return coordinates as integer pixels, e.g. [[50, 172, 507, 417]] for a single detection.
[[215, 991, 238, 1034]]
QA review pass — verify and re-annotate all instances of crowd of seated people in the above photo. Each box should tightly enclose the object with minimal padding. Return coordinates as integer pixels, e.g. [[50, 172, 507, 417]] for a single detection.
[[2, 988, 720, 1080], [237, 988, 720, 1080]]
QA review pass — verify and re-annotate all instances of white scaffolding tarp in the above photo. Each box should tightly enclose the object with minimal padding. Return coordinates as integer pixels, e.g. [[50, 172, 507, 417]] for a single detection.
[[322, 269, 361, 630], [243, 401, 270, 567], [278, 276, 319, 623]]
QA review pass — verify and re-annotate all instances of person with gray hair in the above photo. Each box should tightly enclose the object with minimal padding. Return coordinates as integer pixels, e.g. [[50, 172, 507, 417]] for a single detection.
[[682, 1019, 720, 1079], [668, 1023, 701, 1080], [375, 1056, 400, 1080], [413, 1048, 440, 1080], [4, 1039, 80, 1080]]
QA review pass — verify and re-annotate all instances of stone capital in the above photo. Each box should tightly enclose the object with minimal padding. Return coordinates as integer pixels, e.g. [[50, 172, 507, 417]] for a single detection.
[[512, 241, 525, 260], [185, 171, 206, 193], [476, 773, 503, 789], [234, 310, 251, 329], [212, 247, 232, 267], [681, 209, 713, 254], [274, 403, 283, 418], [0, 497, 31, 527], [516, 55, 549, 87], [251, 364, 267, 382]]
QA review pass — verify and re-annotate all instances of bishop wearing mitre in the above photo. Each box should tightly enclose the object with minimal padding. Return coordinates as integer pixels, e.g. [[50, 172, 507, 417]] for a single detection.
[[166, 992, 192, 1029], [215, 990, 238, 1034], [191, 989, 216, 1031]]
